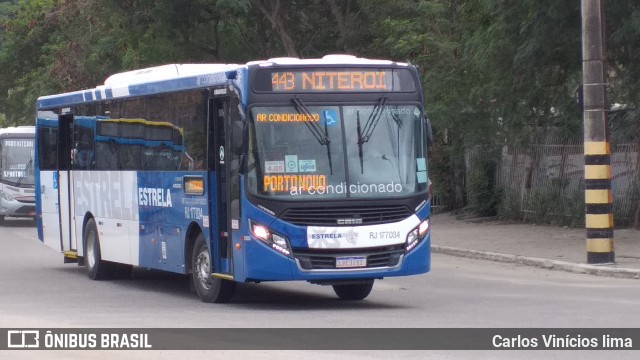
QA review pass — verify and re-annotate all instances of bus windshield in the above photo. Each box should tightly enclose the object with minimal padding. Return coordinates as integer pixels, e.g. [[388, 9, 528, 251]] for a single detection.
[[1, 138, 35, 186], [247, 103, 428, 200]]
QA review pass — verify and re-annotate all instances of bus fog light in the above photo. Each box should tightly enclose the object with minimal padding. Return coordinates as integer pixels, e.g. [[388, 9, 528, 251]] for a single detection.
[[272, 233, 288, 248], [406, 229, 419, 251], [269, 233, 291, 255]]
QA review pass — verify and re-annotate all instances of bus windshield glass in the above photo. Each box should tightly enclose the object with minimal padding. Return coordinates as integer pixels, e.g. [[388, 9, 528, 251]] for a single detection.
[[247, 103, 428, 200], [1, 138, 35, 186]]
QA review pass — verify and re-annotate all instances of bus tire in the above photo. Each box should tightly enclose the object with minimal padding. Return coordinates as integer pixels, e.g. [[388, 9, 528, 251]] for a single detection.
[[0, 215, 4, 225], [84, 218, 115, 280], [332, 280, 374, 300], [191, 233, 236, 303]]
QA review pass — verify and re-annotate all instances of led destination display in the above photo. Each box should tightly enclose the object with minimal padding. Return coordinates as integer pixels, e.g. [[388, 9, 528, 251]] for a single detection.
[[252, 68, 416, 93]]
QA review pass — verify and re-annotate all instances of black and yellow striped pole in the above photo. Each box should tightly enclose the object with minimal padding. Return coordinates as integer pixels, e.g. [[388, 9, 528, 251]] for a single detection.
[[584, 142, 614, 263], [582, 0, 614, 264]]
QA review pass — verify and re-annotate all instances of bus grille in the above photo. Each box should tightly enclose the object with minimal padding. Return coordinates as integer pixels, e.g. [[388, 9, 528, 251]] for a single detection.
[[280, 205, 412, 226], [293, 245, 404, 270]]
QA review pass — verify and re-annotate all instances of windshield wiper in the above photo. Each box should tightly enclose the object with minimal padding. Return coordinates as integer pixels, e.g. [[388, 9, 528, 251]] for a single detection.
[[356, 97, 388, 174], [358, 97, 388, 145], [357, 111, 364, 174], [16, 158, 33, 187], [291, 97, 333, 175]]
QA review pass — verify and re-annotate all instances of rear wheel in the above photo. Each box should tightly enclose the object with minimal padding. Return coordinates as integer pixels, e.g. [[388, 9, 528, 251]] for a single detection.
[[332, 280, 374, 300], [191, 233, 236, 303], [84, 218, 117, 280]]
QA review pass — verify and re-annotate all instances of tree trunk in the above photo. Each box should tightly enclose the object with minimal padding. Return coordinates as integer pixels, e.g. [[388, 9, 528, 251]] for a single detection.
[[250, 0, 298, 57], [328, 0, 351, 52], [275, 21, 298, 57], [520, 145, 539, 221], [454, 155, 465, 209]]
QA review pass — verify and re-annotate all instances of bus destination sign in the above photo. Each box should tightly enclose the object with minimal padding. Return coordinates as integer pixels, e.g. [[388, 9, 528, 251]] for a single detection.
[[273, 70, 391, 92], [253, 68, 416, 93]]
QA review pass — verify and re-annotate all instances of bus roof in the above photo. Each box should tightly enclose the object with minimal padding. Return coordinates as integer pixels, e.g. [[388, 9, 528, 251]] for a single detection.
[[36, 55, 411, 110], [0, 126, 35, 136]]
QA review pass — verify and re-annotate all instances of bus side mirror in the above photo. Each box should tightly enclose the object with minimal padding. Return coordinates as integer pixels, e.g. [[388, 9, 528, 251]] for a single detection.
[[232, 121, 246, 155]]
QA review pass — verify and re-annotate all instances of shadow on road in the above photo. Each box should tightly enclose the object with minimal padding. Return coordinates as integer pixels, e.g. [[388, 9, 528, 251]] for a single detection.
[[0, 218, 36, 228], [53, 265, 408, 310], [230, 282, 407, 310]]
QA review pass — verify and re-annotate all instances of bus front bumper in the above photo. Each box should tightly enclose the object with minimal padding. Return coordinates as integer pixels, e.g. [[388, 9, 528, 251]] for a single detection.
[[239, 234, 430, 283], [0, 199, 36, 218]]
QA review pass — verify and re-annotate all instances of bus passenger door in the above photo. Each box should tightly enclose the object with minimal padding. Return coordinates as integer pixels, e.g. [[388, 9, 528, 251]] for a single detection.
[[40, 115, 75, 251], [56, 114, 74, 253], [209, 96, 235, 276], [38, 120, 62, 251]]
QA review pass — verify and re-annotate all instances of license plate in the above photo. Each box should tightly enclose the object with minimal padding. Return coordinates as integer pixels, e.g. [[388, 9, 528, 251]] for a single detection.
[[336, 256, 367, 268]]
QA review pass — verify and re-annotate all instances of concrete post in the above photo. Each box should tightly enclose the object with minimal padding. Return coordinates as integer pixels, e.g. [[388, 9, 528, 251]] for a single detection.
[[581, 0, 614, 264]]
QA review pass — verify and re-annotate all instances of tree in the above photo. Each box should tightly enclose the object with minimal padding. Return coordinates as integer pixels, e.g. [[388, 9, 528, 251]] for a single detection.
[[371, 0, 584, 211], [0, 0, 58, 125]]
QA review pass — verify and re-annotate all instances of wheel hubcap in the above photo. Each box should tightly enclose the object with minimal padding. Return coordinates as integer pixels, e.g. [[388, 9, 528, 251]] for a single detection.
[[87, 230, 96, 268], [195, 247, 212, 290]]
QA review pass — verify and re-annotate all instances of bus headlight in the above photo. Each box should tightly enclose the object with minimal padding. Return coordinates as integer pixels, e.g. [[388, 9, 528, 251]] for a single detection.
[[249, 220, 292, 256], [0, 190, 15, 202], [406, 219, 429, 252]]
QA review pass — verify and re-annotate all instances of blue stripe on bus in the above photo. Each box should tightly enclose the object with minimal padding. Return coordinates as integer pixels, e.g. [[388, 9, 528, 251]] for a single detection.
[[37, 93, 86, 109], [82, 90, 93, 101], [127, 74, 229, 96]]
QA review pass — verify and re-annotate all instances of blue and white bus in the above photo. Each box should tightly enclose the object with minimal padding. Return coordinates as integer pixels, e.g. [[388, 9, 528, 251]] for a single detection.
[[35, 56, 432, 302], [0, 126, 36, 224]]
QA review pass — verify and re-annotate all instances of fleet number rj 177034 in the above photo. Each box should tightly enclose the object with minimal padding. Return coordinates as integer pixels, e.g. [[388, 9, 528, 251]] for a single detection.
[[369, 231, 400, 239]]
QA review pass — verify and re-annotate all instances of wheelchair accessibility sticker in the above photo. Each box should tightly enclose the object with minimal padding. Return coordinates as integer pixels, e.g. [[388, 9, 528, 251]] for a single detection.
[[322, 110, 338, 127]]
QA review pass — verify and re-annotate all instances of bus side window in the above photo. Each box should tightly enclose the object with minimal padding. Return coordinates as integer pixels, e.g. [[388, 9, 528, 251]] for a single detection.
[[38, 127, 58, 170], [75, 143, 93, 170], [95, 142, 118, 170], [120, 147, 137, 170]]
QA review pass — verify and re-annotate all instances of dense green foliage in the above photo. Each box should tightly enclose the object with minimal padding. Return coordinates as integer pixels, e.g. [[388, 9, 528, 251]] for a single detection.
[[1, 0, 639, 219]]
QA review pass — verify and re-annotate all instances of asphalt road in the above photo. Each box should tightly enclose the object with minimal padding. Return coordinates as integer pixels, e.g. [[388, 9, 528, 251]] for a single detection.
[[0, 219, 639, 359]]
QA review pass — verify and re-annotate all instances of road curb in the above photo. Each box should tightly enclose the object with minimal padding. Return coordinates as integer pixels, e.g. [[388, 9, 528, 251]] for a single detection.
[[432, 245, 640, 280]]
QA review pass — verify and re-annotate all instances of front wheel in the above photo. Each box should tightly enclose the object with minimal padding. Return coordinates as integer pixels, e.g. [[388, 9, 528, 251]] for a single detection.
[[191, 233, 236, 303], [332, 280, 374, 300]]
